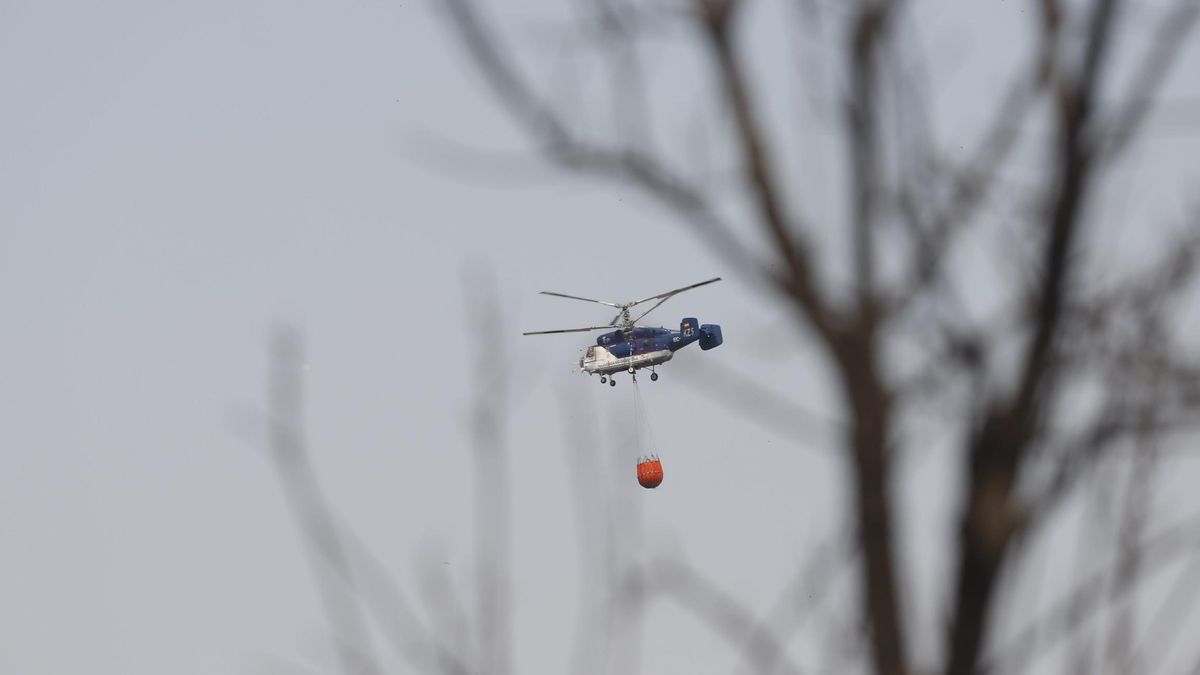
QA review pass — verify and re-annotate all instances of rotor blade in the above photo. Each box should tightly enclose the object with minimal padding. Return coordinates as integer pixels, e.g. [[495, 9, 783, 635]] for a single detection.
[[630, 296, 673, 324], [629, 277, 722, 306], [608, 311, 623, 326], [523, 326, 615, 336], [538, 291, 621, 308]]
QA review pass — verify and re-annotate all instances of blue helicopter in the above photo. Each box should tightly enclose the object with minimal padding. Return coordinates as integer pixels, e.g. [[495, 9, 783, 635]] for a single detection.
[[523, 277, 724, 386]]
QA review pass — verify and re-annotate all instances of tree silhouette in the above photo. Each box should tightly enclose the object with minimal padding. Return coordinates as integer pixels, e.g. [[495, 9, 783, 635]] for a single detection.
[[431, 1, 1200, 673], [255, 2, 1200, 673]]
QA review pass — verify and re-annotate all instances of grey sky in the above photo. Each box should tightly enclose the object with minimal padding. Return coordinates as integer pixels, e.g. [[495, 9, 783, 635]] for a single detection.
[[2, 0, 1198, 673]]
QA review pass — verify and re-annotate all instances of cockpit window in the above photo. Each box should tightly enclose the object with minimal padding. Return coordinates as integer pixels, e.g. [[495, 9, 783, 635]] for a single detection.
[[586, 346, 596, 357]]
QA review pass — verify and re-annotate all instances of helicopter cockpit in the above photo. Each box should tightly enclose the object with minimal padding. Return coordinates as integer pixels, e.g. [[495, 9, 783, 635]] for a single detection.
[[580, 344, 607, 370]]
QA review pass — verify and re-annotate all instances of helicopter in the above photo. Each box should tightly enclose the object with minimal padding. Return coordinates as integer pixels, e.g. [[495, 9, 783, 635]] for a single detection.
[[523, 277, 724, 386]]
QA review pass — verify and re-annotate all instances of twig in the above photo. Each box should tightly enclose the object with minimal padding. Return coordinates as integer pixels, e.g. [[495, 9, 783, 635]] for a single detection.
[[984, 511, 1200, 674]]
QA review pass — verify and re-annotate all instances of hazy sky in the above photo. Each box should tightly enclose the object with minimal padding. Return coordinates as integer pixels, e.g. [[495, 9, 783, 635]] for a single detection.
[[2, 1, 1198, 673]]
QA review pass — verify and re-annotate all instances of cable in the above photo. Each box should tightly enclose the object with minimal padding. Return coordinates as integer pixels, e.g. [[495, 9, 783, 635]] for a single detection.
[[632, 378, 658, 460]]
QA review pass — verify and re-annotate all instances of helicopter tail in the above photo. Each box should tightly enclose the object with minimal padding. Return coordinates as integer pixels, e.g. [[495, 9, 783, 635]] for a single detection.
[[699, 324, 723, 350], [674, 317, 701, 348]]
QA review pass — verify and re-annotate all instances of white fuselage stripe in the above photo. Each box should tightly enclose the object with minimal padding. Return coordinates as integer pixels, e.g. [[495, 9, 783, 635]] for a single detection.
[[580, 348, 673, 374]]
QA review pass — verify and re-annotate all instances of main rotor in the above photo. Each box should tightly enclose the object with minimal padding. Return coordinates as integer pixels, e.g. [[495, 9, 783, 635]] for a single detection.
[[523, 277, 721, 336]]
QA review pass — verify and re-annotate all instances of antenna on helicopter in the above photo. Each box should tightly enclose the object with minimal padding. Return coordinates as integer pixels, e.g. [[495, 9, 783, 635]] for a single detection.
[[521, 277, 721, 335]]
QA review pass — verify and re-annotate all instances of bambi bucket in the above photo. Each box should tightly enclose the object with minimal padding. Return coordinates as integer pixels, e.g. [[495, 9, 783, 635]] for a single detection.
[[636, 456, 664, 489]]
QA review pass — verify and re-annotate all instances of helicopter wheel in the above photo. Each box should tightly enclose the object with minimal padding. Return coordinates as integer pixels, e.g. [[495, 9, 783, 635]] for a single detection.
[[609, 378, 617, 387], [650, 372, 659, 382], [600, 376, 607, 384]]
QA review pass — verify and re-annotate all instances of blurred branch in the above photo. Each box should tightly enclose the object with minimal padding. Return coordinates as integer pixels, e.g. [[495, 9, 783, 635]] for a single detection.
[[341, 528, 471, 675], [888, 0, 1062, 318], [735, 534, 858, 675], [823, 8, 912, 672], [945, 0, 1127, 671], [266, 328, 385, 675], [440, 0, 766, 283], [560, 386, 628, 675], [414, 549, 475, 675], [985, 511, 1200, 674], [1132, 557, 1200, 673], [844, 1, 894, 321], [637, 556, 806, 675], [263, 329, 473, 675], [1100, 399, 1161, 674], [1099, 0, 1200, 160], [673, 357, 843, 453], [1024, 221, 1200, 524], [1023, 391, 1133, 525], [574, 0, 655, 150], [1066, 222, 1200, 341], [695, 0, 837, 338], [463, 270, 514, 675]]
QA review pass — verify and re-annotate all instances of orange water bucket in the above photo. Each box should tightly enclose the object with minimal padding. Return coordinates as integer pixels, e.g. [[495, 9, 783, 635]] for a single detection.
[[636, 456, 664, 489]]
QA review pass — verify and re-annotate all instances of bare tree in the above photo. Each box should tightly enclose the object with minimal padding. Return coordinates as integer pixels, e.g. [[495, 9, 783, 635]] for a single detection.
[[430, 1, 1200, 673]]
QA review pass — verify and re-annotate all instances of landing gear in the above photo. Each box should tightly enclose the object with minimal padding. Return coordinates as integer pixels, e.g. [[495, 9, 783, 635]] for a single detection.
[[600, 376, 607, 384], [609, 378, 617, 387], [650, 372, 659, 382]]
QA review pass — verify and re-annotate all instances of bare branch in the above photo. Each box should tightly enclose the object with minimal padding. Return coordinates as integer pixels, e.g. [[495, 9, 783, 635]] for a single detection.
[[844, 1, 895, 321], [693, 0, 838, 337], [641, 557, 807, 675], [1023, 393, 1135, 525], [888, 0, 1062, 317], [463, 270, 514, 675], [1099, 0, 1200, 161], [560, 386, 626, 675], [440, 0, 767, 284], [985, 511, 1200, 674], [266, 329, 385, 675], [1131, 557, 1200, 674], [945, 1, 1127, 672], [734, 534, 859, 674], [673, 357, 844, 454], [1100, 406, 1160, 674], [832, 6, 912, 673]]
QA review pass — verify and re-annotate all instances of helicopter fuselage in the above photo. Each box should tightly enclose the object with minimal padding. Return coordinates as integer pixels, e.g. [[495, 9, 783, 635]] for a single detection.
[[579, 318, 723, 376]]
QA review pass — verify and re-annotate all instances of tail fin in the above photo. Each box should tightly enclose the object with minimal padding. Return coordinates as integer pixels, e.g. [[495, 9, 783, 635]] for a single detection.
[[675, 317, 700, 347]]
